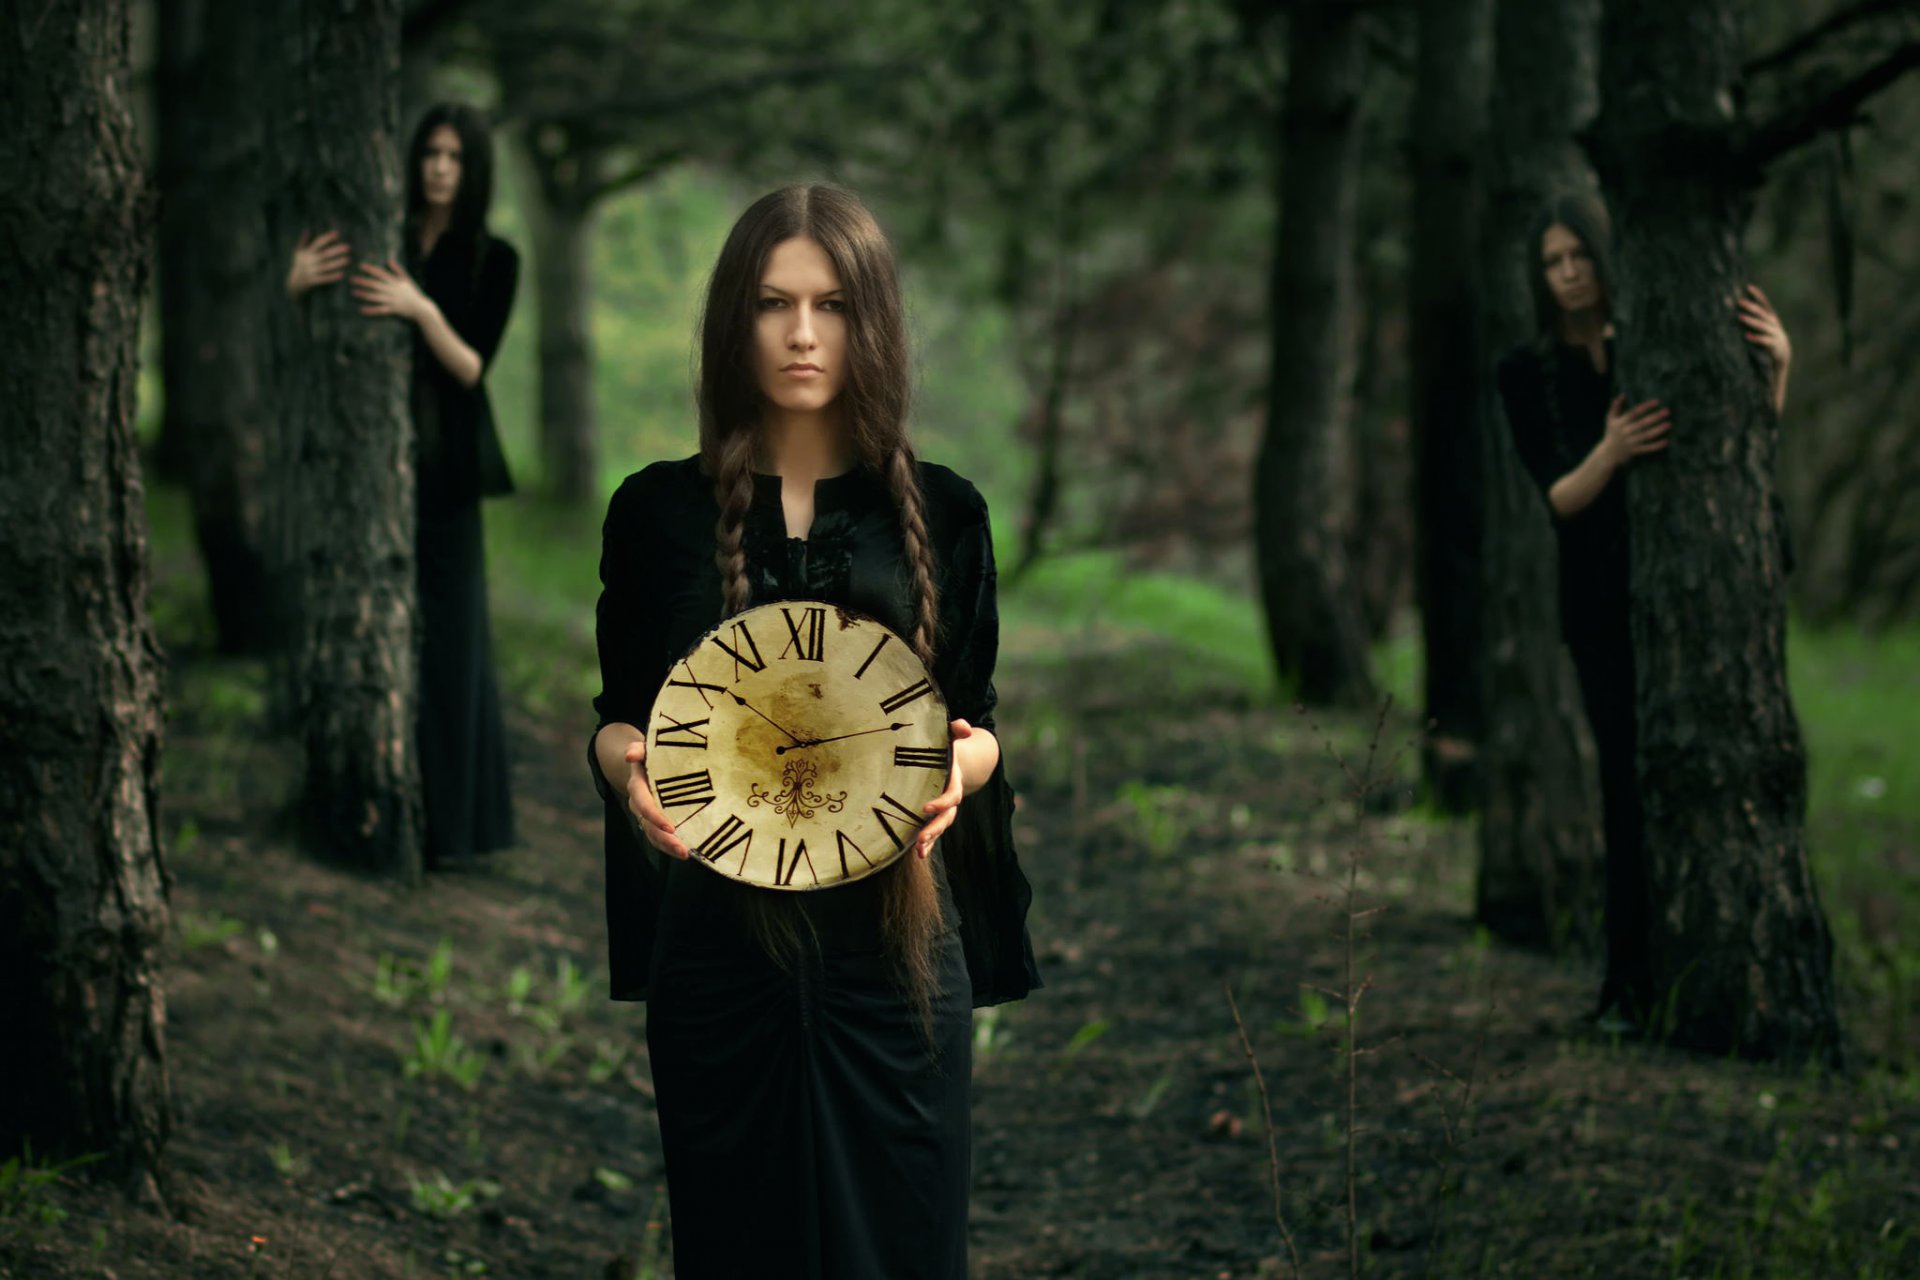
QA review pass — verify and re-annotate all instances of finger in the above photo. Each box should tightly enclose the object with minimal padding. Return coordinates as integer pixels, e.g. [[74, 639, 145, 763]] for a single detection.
[[922, 772, 964, 814], [626, 772, 675, 838], [1747, 283, 1771, 305], [359, 306, 394, 316], [641, 819, 690, 860], [916, 812, 958, 857]]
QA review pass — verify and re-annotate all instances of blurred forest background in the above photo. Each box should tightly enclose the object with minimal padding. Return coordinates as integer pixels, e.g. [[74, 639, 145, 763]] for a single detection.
[[4, 0, 1919, 1276]]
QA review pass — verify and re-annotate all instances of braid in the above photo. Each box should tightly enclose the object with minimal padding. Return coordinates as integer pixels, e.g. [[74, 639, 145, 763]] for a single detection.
[[883, 446, 941, 667], [713, 432, 757, 617]]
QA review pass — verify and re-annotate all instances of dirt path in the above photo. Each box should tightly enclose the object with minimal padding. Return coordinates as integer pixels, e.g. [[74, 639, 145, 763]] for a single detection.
[[5, 628, 1914, 1279]]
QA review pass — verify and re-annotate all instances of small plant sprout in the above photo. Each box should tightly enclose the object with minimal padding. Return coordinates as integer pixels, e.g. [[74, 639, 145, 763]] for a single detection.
[[406, 1170, 499, 1219], [402, 1009, 486, 1091], [178, 910, 246, 951]]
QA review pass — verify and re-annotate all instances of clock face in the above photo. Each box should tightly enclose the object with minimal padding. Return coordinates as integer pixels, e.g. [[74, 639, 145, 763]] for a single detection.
[[644, 599, 951, 891]]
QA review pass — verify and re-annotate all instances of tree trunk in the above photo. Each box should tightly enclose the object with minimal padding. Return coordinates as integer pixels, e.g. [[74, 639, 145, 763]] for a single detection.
[[151, 0, 202, 484], [1253, 3, 1375, 709], [522, 131, 601, 504], [1410, 0, 1492, 812], [0, 0, 172, 1185], [262, 0, 423, 881], [1473, 0, 1608, 950], [1591, 0, 1840, 1060], [158, 0, 278, 655]]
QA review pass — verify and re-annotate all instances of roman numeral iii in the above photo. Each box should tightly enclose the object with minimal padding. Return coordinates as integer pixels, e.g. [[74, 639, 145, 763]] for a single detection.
[[893, 746, 948, 770]]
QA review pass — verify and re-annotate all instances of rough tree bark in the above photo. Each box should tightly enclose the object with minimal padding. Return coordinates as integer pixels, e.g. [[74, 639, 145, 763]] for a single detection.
[[1409, 0, 1493, 811], [157, 0, 278, 655], [1253, 1, 1375, 708], [262, 0, 424, 881], [521, 126, 602, 505], [1590, 0, 1842, 1059], [0, 0, 173, 1185], [1473, 0, 1608, 949]]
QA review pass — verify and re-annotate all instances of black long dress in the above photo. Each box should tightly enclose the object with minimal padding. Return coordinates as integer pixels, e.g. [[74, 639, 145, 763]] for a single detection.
[[587, 456, 1041, 1279], [409, 229, 519, 868], [1495, 337, 1654, 1016]]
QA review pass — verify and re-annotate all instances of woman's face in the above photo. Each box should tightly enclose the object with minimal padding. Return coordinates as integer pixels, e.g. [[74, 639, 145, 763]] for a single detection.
[[1541, 222, 1600, 314], [421, 125, 462, 209], [755, 236, 848, 417]]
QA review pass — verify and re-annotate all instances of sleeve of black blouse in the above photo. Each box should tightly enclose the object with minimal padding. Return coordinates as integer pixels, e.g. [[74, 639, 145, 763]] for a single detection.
[[589, 469, 674, 1001], [458, 241, 520, 373], [1494, 350, 1563, 504], [939, 485, 1001, 733], [932, 480, 1041, 1007]]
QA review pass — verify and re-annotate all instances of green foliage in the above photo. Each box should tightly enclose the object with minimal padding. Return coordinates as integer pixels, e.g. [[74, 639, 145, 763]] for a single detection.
[[406, 1170, 500, 1220], [178, 910, 246, 950], [0, 1147, 101, 1243], [402, 1009, 486, 1091], [265, 1142, 305, 1181]]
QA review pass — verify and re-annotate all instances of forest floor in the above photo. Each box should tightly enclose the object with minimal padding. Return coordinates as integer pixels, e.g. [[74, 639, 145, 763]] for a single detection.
[[5, 509, 1917, 1280]]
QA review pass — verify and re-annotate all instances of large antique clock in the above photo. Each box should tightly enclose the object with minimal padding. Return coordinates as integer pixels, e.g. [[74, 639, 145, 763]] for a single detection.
[[643, 599, 953, 890]]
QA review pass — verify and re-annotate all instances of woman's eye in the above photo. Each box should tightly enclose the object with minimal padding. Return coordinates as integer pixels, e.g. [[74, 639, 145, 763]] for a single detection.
[[819, 299, 845, 312], [758, 297, 786, 309]]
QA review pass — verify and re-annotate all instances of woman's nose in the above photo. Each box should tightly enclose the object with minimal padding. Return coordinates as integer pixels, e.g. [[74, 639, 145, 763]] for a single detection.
[[789, 309, 816, 348]]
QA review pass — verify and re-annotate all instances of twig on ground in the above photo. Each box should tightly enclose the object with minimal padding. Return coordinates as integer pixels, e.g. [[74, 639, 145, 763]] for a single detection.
[[1226, 980, 1305, 1280]]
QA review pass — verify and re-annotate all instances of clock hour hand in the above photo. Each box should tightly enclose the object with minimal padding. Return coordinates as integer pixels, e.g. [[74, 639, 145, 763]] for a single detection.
[[724, 689, 809, 746], [778, 722, 913, 754]]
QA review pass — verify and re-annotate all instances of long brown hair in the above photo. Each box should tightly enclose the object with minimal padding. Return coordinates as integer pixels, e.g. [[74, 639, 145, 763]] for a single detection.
[[695, 184, 945, 1042]]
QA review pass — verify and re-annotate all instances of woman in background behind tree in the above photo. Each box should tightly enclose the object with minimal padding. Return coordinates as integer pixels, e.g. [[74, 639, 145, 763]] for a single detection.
[[1495, 192, 1792, 1031], [287, 102, 520, 871]]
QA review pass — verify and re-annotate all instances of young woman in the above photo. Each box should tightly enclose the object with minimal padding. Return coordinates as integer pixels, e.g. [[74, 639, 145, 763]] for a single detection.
[[1495, 192, 1792, 1030], [287, 102, 521, 871], [586, 184, 1040, 1278]]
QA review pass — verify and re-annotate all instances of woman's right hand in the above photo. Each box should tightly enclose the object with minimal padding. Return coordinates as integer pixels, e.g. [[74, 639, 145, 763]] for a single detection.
[[622, 738, 690, 860], [287, 229, 351, 300], [1601, 394, 1671, 467]]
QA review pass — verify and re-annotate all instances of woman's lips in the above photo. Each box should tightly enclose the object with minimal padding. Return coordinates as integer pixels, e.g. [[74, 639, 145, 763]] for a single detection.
[[783, 365, 822, 378]]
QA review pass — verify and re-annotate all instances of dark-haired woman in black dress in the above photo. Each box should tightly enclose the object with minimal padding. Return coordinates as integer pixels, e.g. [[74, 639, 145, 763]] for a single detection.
[[288, 102, 520, 870], [1495, 193, 1792, 1030], [586, 184, 1040, 1278]]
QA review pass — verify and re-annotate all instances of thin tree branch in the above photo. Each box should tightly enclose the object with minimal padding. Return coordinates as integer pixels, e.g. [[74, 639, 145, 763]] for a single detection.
[[1744, 0, 1910, 78], [582, 149, 689, 205], [1743, 38, 1920, 167], [402, 0, 476, 52], [499, 58, 903, 131]]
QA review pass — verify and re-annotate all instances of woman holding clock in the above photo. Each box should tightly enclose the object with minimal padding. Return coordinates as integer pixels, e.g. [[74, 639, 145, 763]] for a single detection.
[[586, 184, 1040, 1279]]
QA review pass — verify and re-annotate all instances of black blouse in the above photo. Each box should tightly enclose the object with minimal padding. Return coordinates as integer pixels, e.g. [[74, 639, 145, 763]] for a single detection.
[[588, 455, 1042, 1007], [407, 230, 519, 510], [1496, 338, 1629, 641]]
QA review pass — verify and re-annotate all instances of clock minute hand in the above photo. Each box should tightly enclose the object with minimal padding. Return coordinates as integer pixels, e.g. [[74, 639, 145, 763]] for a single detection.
[[780, 722, 913, 753], [724, 689, 809, 746]]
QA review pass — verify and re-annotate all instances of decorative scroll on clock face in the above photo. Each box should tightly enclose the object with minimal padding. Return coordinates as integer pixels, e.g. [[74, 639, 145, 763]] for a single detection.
[[645, 601, 952, 890]]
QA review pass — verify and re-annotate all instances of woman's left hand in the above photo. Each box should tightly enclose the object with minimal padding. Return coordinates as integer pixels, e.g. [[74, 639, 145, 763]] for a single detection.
[[1737, 283, 1791, 370], [351, 257, 432, 324], [914, 719, 974, 859]]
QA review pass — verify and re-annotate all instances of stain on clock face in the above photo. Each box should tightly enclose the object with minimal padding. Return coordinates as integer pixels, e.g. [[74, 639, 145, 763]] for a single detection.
[[645, 601, 952, 890]]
